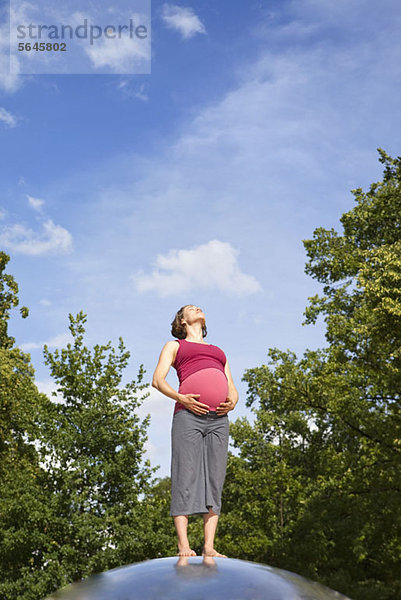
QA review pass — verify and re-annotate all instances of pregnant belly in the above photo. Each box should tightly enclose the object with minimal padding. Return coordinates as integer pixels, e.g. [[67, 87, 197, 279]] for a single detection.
[[179, 368, 228, 411]]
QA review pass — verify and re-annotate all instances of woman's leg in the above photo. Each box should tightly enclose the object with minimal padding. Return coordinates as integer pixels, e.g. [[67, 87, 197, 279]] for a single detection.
[[170, 411, 206, 515], [202, 508, 227, 557], [170, 410, 204, 555], [202, 415, 229, 557], [174, 515, 196, 556]]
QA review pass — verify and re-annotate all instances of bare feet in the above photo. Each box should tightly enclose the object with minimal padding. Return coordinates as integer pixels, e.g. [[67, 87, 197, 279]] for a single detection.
[[177, 545, 197, 557], [202, 556, 217, 567], [202, 547, 227, 558]]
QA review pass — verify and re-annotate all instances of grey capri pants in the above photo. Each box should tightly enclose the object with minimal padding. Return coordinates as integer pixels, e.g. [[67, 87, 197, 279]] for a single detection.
[[170, 409, 229, 517]]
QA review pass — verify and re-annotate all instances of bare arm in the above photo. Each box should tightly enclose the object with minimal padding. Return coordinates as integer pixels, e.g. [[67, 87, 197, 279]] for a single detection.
[[152, 341, 181, 402], [152, 341, 210, 415]]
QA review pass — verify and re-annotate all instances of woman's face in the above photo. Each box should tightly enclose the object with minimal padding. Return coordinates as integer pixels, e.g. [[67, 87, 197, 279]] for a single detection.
[[182, 305, 205, 327]]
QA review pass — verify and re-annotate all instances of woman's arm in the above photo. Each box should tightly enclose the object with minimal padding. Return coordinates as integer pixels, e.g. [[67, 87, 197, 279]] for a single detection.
[[216, 360, 239, 415], [152, 341, 210, 414], [152, 341, 181, 402]]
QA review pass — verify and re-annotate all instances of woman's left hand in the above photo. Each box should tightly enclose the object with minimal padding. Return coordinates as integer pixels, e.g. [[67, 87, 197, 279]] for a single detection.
[[216, 397, 236, 415]]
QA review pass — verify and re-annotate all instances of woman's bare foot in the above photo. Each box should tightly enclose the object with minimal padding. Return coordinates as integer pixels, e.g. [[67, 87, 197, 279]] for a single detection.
[[202, 556, 217, 567], [177, 544, 197, 556], [202, 546, 227, 558]]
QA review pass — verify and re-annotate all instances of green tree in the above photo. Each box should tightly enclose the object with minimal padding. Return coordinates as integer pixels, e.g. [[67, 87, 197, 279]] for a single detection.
[[142, 476, 178, 556], [219, 150, 401, 600], [39, 311, 159, 586], [0, 252, 55, 600]]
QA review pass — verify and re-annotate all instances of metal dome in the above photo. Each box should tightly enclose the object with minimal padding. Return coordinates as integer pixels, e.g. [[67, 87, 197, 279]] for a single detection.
[[46, 556, 352, 600]]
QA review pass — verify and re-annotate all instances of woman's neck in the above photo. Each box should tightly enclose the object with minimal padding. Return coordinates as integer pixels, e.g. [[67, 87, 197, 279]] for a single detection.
[[185, 322, 204, 343]]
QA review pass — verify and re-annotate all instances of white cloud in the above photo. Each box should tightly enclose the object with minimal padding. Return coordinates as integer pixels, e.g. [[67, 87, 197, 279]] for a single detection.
[[85, 34, 150, 73], [0, 61, 22, 94], [0, 219, 73, 256], [39, 298, 52, 307], [0, 2, 28, 93], [0, 107, 18, 127], [0, 39, 22, 93], [36, 379, 56, 396], [68, 8, 151, 74], [161, 4, 206, 39], [117, 80, 148, 101], [27, 195, 45, 211], [133, 240, 261, 297], [21, 332, 73, 352], [1, 194, 72, 255], [36, 379, 67, 405]]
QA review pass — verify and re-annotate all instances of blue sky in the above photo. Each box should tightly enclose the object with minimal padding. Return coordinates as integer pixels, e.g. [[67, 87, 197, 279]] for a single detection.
[[1, 0, 401, 476]]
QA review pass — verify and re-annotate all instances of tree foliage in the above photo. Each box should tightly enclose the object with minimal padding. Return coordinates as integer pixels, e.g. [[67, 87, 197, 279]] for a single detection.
[[219, 150, 401, 600], [38, 312, 158, 587], [0, 252, 54, 600], [0, 256, 160, 598]]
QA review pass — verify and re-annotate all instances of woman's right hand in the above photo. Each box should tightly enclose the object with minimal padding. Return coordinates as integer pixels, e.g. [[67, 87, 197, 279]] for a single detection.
[[178, 393, 210, 415]]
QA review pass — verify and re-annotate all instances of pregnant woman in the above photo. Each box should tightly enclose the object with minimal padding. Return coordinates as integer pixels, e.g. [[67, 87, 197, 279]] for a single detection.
[[152, 305, 238, 557]]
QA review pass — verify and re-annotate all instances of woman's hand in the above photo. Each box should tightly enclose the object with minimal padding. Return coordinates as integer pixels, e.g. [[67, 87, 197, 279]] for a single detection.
[[178, 393, 210, 415], [216, 397, 236, 415]]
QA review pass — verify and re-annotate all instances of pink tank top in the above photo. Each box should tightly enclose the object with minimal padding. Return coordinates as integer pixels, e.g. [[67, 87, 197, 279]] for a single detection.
[[173, 339, 228, 413], [173, 339, 226, 383]]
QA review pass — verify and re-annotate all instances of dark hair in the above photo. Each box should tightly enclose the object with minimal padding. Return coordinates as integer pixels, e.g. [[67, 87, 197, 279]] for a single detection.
[[171, 305, 207, 339]]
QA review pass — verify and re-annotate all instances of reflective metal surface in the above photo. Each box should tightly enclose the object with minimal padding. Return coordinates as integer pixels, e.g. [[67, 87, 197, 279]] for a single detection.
[[46, 556, 352, 600]]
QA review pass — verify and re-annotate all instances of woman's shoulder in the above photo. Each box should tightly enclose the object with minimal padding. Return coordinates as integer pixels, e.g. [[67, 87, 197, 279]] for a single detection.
[[164, 340, 182, 348], [158, 340, 180, 366], [162, 339, 180, 351]]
